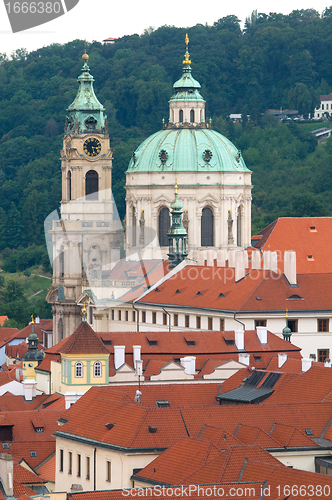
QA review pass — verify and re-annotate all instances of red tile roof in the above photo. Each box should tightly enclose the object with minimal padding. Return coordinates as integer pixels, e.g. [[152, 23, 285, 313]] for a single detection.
[[35, 453, 55, 482], [0, 316, 9, 326], [137, 264, 332, 313], [59, 321, 109, 355], [17, 320, 51, 342], [252, 217, 332, 273]]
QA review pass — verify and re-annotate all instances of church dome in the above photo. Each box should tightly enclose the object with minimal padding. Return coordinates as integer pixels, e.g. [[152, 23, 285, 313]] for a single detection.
[[127, 127, 250, 173], [127, 34, 250, 175]]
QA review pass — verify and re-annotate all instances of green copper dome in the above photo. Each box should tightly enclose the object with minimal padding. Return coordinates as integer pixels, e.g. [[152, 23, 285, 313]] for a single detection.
[[127, 128, 250, 173]]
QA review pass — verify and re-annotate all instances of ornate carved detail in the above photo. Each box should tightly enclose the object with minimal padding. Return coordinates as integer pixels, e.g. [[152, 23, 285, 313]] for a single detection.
[[228, 210, 234, 245]]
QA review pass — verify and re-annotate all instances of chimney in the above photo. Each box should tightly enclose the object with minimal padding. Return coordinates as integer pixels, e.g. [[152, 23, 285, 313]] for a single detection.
[[133, 345, 141, 369], [257, 326, 267, 345], [284, 250, 297, 285], [180, 356, 196, 375], [35, 316, 40, 324], [114, 346, 125, 370], [263, 250, 271, 270], [235, 330, 244, 351], [235, 251, 245, 281], [302, 358, 312, 372], [238, 353, 250, 366], [217, 249, 226, 267], [206, 249, 214, 267], [70, 484, 83, 492], [192, 249, 199, 263], [228, 249, 236, 267], [278, 353, 287, 368], [65, 391, 84, 410], [324, 359, 331, 368], [251, 250, 261, 269], [0, 454, 13, 497], [23, 379, 37, 401], [270, 251, 278, 273]]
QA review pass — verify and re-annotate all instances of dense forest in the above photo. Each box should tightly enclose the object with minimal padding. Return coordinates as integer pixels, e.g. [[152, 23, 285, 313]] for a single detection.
[[1, 8, 332, 325]]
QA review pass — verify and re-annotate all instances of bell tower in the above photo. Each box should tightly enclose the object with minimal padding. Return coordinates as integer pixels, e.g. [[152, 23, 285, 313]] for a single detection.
[[48, 50, 121, 345]]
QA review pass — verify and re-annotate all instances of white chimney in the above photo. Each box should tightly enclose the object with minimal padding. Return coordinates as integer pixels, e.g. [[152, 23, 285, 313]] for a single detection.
[[23, 379, 37, 401], [263, 250, 271, 270], [251, 250, 261, 270], [278, 353, 288, 369], [302, 358, 312, 372], [65, 391, 84, 410], [243, 250, 248, 268], [217, 249, 226, 267], [235, 330, 244, 350], [133, 345, 141, 369], [284, 250, 297, 285], [257, 326, 267, 345], [192, 249, 199, 263], [238, 353, 250, 366], [114, 346, 125, 370], [206, 249, 214, 266], [198, 250, 206, 266], [235, 251, 245, 281], [180, 356, 196, 375], [0, 454, 13, 497], [270, 251, 278, 273], [35, 316, 40, 324], [228, 249, 236, 267], [325, 359, 331, 368]]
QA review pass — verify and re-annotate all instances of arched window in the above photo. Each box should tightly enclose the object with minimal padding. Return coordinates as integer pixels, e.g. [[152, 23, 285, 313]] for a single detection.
[[190, 109, 195, 122], [179, 109, 183, 123], [75, 362, 83, 378], [60, 245, 64, 277], [67, 171, 72, 201], [237, 206, 243, 247], [94, 361, 102, 377], [58, 318, 63, 341], [158, 207, 170, 246], [85, 170, 98, 200], [201, 207, 214, 246]]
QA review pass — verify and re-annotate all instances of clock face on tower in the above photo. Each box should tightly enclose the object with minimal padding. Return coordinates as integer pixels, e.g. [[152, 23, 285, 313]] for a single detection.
[[83, 137, 101, 157]]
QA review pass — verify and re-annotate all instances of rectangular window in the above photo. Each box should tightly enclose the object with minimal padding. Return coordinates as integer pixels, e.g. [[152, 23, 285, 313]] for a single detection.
[[142, 311, 146, 323], [196, 316, 201, 329], [77, 454, 81, 477], [86, 456, 90, 480], [318, 319, 329, 332], [255, 319, 267, 328], [125, 310, 129, 321], [152, 312, 156, 324], [118, 310, 121, 321], [287, 319, 298, 332], [111, 309, 114, 321], [208, 317, 213, 331], [322, 104, 325, 110], [132, 311, 136, 322], [163, 313, 167, 326], [68, 452, 72, 475], [60, 449, 63, 472], [106, 461, 111, 482], [174, 314, 178, 327], [318, 349, 330, 363], [220, 318, 225, 331], [185, 315, 190, 328], [89, 306, 93, 325]]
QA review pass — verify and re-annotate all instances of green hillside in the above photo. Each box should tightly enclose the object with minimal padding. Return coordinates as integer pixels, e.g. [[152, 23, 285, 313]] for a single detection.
[[2, 9, 332, 324]]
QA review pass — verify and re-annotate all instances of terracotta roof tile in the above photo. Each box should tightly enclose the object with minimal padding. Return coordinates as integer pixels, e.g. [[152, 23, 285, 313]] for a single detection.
[[35, 453, 55, 482], [59, 322, 109, 354]]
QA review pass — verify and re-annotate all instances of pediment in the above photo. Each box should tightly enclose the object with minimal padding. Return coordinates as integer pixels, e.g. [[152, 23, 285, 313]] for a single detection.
[[153, 193, 173, 204], [77, 290, 95, 305], [198, 193, 219, 204], [160, 361, 185, 372], [46, 287, 58, 303], [116, 362, 135, 373]]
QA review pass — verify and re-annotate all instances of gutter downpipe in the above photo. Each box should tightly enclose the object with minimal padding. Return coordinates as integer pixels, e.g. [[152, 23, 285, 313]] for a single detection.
[[132, 304, 140, 332], [234, 311, 245, 330], [162, 307, 171, 333], [94, 447, 96, 491]]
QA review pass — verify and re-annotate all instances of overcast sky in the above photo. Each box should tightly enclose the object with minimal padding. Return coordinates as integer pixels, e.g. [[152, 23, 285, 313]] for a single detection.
[[0, 0, 331, 57]]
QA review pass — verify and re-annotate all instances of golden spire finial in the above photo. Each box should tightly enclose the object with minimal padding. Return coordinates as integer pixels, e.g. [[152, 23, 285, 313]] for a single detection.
[[82, 302, 87, 321], [175, 177, 178, 194], [82, 40, 89, 61], [183, 33, 191, 65], [31, 314, 34, 325], [285, 308, 288, 319]]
